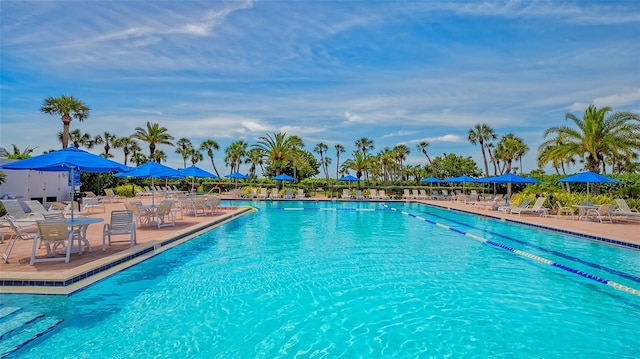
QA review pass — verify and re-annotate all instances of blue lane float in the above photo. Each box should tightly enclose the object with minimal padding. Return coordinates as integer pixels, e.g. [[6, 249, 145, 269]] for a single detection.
[[382, 204, 640, 297]]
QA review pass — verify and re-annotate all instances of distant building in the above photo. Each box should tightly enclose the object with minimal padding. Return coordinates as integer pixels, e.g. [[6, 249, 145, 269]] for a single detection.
[[0, 156, 73, 203]]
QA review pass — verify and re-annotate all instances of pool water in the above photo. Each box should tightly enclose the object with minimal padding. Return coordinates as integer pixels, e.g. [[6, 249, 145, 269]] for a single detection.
[[2, 201, 640, 358]]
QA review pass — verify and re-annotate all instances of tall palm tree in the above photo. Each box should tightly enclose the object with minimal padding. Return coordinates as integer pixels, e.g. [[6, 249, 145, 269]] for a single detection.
[[8, 144, 37, 159], [314, 142, 330, 182], [40, 95, 90, 149], [200, 139, 221, 177], [252, 132, 304, 176], [152, 149, 168, 163], [540, 105, 640, 173], [393, 144, 410, 181], [468, 123, 497, 177], [93, 132, 118, 158], [341, 150, 369, 180], [59, 129, 93, 149], [417, 141, 433, 166], [114, 136, 140, 166], [132, 121, 175, 159], [494, 133, 527, 174], [130, 150, 147, 166], [334, 144, 345, 179], [355, 137, 374, 181], [175, 138, 193, 168], [225, 140, 248, 173], [245, 148, 264, 178], [188, 147, 203, 165]]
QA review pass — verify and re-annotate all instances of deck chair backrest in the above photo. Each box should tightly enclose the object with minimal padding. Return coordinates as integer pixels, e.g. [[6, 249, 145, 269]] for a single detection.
[[25, 200, 49, 216], [156, 202, 172, 216], [84, 191, 98, 198], [530, 197, 546, 210], [517, 198, 532, 209], [1, 200, 28, 219], [615, 199, 632, 212], [124, 202, 139, 215], [36, 220, 70, 241], [109, 210, 134, 231], [598, 204, 612, 215], [260, 188, 268, 196], [43, 212, 66, 220]]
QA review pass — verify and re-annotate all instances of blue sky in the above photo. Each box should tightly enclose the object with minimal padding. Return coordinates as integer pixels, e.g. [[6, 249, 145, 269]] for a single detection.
[[1, 0, 639, 176]]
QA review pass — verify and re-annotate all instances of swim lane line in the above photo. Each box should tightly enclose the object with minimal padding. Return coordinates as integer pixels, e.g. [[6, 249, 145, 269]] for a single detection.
[[382, 204, 640, 297]]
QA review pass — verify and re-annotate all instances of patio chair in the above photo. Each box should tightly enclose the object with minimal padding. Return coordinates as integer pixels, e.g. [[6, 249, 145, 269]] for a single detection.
[[270, 188, 281, 199], [125, 202, 153, 227], [498, 198, 532, 213], [555, 201, 575, 217], [612, 199, 640, 221], [583, 204, 613, 223], [378, 190, 390, 200], [2, 216, 39, 263], [402, 189, 412, 199], [368, 189, 379, 200], [30, 219, 80, 265], [354, 190, 365, 200], [255, 188, 267, 199], [419, 189, 428, 200], [205, 196, 221, 214], [103, 188, 123, 203], [295, 189, 305, 199], [154, 202, 175, 228], [342, 189, 352, 199], [82, 197, 106, 213], [511, 197, 549, 217], [1, 199, 40, 221], [412, 189, 421, 200], [189, 197, 208, 217], [102, 210, 136, 251], [283, 189, 293, 199], [24, 200, 51, 217]]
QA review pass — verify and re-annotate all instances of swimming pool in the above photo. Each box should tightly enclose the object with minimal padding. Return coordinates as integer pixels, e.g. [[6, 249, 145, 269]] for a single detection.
[[2, 200, 639, 358]]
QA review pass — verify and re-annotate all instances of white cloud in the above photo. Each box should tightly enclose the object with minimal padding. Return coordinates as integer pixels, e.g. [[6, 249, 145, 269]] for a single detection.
[[382, 130, 417, 139], [408, 135, 464, 144]]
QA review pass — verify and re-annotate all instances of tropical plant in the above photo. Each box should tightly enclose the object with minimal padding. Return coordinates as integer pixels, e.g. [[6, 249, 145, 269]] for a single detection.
[[175, 138, 193, 168], [341, 150, 370, 179], [225, 140, 248, 173], [59, 129, 94, 149], [132, 121, 175, 158], [494, 133, 528, 175], [334, 144, 345, 179], [393, 144, 410, 181], [200, 139, 221, 177], [430, 153, 481, 178], [114, 136, 140, 166], [188, 147, 203, 165], [540, 105, 640, 174], [93, 132, 118, 158], [245, 148, 264, 178], [314, 142, 330, 184], [355, 137, 374, 180], [252, 132, 304, 176], [7, 144, 37, 159], [40, 95, 90, 149], [468, 123, 497, 177], [0, 171, 6, 185], [152, 149, 168, 163], [417, 141, 433, 166]]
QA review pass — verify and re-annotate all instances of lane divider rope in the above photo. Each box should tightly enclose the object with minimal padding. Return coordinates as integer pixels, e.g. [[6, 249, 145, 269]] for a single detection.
[[383, 204, 640, 297]]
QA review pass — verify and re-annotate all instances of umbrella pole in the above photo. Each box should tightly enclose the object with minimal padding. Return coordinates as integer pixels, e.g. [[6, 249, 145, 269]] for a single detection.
[[70, 167, 75, 221]]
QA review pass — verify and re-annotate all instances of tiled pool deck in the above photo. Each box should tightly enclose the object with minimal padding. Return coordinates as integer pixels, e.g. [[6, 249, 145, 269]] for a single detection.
[[1, 195, 638, 295]]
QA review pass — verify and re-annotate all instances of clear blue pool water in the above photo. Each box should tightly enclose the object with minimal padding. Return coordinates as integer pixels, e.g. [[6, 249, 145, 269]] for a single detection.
[[2, 200, 640, 358]]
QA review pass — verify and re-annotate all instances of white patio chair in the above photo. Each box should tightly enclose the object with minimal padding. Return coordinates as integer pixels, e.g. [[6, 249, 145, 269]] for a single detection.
[[2, 216, 38, 263], [102, 210, 136, 251], [30, 219, 80, 265]]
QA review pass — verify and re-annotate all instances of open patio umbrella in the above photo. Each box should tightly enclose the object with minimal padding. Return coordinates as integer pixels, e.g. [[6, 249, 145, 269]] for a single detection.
[[480, 173, 540, 201], [443, 175, 477, 193], [179, 165, 218, 192], [272, 173, 296, 190], [558, 171, 619, 195], [419, 176, 441, 192], [338, 174, 360, 188], [115, 162, 182, 206], [0, 147, 130, 219], [225, 172, 249, 189]]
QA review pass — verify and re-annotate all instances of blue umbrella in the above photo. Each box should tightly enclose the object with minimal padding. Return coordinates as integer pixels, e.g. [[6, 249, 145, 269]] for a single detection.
[[1, 147, 130, 219], [419, 176, 441, 183], [338, 175, 360, 182], [225, 172, 249, 189], [272, 174, 296, 181], [179, 165, 218, 193], [558, 171, 619, 195], [483, 173, 540, 184], [116, 162, 182, 205], [442, 175, 477, 193]]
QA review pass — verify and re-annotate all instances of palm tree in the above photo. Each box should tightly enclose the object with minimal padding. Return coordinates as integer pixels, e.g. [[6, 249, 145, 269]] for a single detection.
[[225, 140, 248, 173], [393, 144, 410, 181], [114, 136, 140, 166], [334, 144, 345, 179], [59, 129, 93, 149], [40, 95, 90, 149], [152, 149, 168, 163], [245, 148, 264, 178], [130, 150, 147, 166], [341, 150, 369, 180], [132, 121, 175, 158], [175, 138, 193, 168], [417, 141, 433, 166], [540, 105, 640, 173], [8, 144, 37, 159], [314, 142, 330, 182], [494, 133, 527, 174], [200, 139, 221, 177], [252, 132, 304, 176], [468, 123, 497, 177], [355, 137, 374, 181], [188, 147, 203, 165], [93, 132, 118, 158]]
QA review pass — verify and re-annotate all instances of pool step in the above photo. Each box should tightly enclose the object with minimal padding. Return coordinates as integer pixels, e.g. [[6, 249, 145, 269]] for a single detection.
[[0, 311, 45, 341], [0, 316, 64, 359]]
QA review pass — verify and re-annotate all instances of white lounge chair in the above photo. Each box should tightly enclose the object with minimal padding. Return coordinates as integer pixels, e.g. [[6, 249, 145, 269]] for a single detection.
[[378, 190, 390, 200], [154, 202, 176, 228], [82, 197, 106, 213], [295, 189, 305, 199], [511, 197, 549, 217], [270, 188, 281, 199], [257, 188, 268, 199], [613, 199, 640, 221], [283, 189, 293, 199], [2, 216, 38, 263], [584, 204, 613, 223], [354, 190, 365, 200], [498, 198, 531, 213]]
